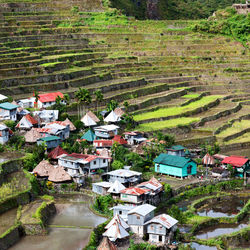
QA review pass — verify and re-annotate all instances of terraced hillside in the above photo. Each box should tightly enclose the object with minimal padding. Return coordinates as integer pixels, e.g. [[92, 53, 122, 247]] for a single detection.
[[0, 0, 249, 146]]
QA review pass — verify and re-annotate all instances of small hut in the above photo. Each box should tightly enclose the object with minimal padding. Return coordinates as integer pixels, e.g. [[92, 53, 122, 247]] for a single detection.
[[104, 110, 120, 123], [97, 237, 117, 250], [48, 166, 72, 183], [24, 128, 43, 143], [102, 220, 129, 241], [33, 160, 54, 178], [107, 180, 126, 199], [86, 111, 100, 123], [81, 113, 97, 127], [114, 107, 125, 118], [81, 129, 97, 142], [105, 214, 129, 231], [63, 118, 76, 131], [202, 153, 215, 166]]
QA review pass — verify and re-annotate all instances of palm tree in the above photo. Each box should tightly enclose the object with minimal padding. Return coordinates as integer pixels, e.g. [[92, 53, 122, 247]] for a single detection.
[[75, 88, 92, 118], [34, 91, 40, 109], [94, 89, 103, 113]]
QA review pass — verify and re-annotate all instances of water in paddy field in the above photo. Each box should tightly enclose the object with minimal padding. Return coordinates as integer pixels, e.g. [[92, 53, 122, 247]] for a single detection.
[[196, 195, 249, 218], [184, 242, 217, 249], [10, 194, 106, 250], [195, 223, 248, 240]]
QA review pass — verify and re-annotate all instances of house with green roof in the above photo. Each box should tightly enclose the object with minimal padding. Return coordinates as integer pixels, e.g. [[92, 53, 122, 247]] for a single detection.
[[37, 136, 61, 149], [81, 129, 97, 142], [154, 153, 197, 178], [166, 145, 189, 157], [0, 102, 19, 121]]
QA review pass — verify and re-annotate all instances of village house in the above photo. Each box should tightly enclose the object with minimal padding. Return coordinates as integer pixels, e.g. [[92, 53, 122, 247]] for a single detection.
[[63, 118, 76, 131], [0, 124, 9, 144], [127, 204, 156, 237], [37, 135, 61, 149], [81, 111, 100, 127], [33, 110, 59, 124], [136, 177, 163, 204], [105, 214, 130, 232], [107, 180, 126, 199], [17, 98, 33, 108], [94, 125, 119, 139], [105, 169, 142, 187], [92, 181, 113, 195], [37, 122, 70, 140], [166, 145, 188, 157], [0, 102, 19, 121], [154, 153, 197, 178], [58, 153, 111, 176], [221, 155, 250, 177], [0, 94, 8, 103], [93, 135, 127, 149], [48, 145, 68, 162], [120, 187, 150, 205], [111, 204, 135, 222], [145, 214, 178, 245], [31, 91, 65, 108], [16, 114, 38, 130], [123, 131, 147, 145]]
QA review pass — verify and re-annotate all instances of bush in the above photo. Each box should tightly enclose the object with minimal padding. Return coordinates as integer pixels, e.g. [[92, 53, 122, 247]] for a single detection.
[[93, 195, 114, 215], [111, 160, 123, 170]]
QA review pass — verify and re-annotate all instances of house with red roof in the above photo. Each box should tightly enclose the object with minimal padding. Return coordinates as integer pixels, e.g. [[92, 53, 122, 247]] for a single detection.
[[48, 146, 68, 160], [16, 114, 38, 130], [93, 136, 127, 149], [221, 155, 250, 177], [31, 92, 65, 108], [58, 153, 111, 176], [120, 187, 150, 204]]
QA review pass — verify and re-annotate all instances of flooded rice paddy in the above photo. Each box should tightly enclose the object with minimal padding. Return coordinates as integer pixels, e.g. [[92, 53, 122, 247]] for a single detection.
[[10, 194, 106, 250], [195, 223, 248, 240], [184, 242, 217, 249], [196, 195, 249, 218]]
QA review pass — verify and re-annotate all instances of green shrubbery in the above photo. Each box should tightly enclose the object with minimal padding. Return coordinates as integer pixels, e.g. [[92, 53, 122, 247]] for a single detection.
[[93, 195, 114, 215], [191, 8, 250, 45]]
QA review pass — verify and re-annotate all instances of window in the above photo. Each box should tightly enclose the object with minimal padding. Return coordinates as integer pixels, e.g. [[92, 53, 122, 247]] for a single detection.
[[157, 164, 160, 172], [119, 211, 122, 215], [187, 165, 192, 174], [103, 159, 106, 163], [93, 161, 96, 165], [136, 215, 140, 220]]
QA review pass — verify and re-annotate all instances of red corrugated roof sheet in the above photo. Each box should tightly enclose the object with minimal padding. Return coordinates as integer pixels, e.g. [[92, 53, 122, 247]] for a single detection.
[[113, 135, 127, 145], [38, 92, 64, 103], [120, 187, 149, 196], [221, 155, 249, 167], [48, 146, 68, 159], [25, 114, 38, 125]]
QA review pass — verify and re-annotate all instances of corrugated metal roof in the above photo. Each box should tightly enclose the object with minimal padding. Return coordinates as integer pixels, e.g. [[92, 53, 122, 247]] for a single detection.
[[221, 155, 249, 167], [93, 182, 112, 188], [38, 92, 64, 103], [0, 102, 19, 110], [107, 169, 141, 177], [167, 145, 186, 151], [81, 129, 97, 142], [145, 213, 178, 229], [120, 187, 149, 196], [38, 136, 61, 142], [154, 153, 194, 168], [128, 204, 156, 216]]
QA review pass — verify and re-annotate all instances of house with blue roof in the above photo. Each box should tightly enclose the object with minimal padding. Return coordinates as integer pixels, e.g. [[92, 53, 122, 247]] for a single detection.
[[0, 102, 19, 121], [154, 153, 197, 178]]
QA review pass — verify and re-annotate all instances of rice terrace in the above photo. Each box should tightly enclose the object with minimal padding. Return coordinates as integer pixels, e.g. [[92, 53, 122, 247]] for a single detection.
[[0, 0, 249, 249]]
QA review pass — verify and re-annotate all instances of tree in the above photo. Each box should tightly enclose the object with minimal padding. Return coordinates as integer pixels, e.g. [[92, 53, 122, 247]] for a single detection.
[[106, 99, 118, 112], [75, 88, 92, 118], [111, 141, 129, 163], [111, 160, 124, 170], [123, 101, 129, 113], [63, 94, 70, 104], [94, 89, 103, 113], [34, 91, 40, 109]]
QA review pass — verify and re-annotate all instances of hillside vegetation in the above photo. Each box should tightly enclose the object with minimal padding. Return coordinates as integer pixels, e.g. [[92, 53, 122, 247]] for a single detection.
[[192, 8, 250, 45], [109, 0, 244, 19], [0, 0, 249, 146]]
